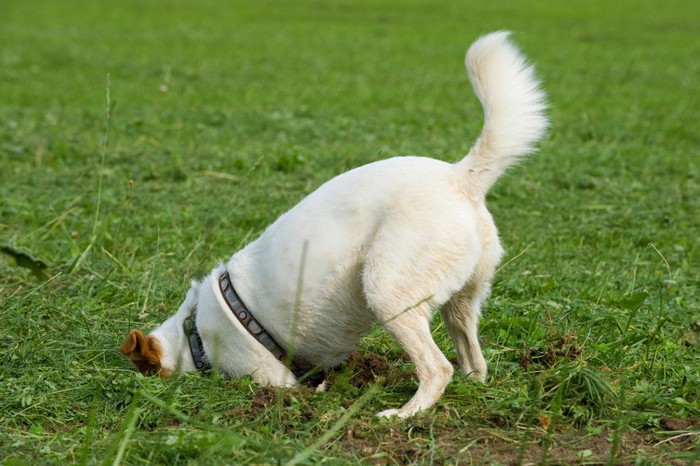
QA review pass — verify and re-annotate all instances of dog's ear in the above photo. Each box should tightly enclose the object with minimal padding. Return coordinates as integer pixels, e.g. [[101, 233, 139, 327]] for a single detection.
[[119, 329, 165, 376]]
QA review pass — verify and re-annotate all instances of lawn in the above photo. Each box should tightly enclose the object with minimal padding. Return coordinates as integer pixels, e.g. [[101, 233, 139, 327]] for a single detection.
[[1, 0, 698, 464]]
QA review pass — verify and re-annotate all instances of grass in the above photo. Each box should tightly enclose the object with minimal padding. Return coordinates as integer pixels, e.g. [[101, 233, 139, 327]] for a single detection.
[[1, 0, 698, 464]]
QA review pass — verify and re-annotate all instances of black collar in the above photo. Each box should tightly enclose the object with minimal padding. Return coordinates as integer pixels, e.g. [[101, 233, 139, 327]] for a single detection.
[[218, 271, 325, 386], [183, 307, 212, 373], [218, 272, 302, 371], [183, 272, 325, 386]]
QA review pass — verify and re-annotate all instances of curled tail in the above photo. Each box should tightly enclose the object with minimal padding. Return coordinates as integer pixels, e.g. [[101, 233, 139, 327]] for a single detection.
[[457, 31, 548, 197]]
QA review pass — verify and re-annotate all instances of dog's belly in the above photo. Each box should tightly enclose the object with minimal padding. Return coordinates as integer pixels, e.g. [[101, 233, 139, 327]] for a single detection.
[[291, 258, 376, 366], [230, 230, 376, 368]]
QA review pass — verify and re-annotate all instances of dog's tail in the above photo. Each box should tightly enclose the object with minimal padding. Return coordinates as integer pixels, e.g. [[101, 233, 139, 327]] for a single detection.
[[456, 31, 548, 198]]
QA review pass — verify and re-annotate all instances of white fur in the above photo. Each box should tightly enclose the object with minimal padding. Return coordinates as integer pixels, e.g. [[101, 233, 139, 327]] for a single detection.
[[146, 31, 547, 418]]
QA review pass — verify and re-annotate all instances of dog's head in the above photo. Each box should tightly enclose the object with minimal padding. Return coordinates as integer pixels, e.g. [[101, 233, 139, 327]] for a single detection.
[[119, 281, 202, 377], [119, 329, 171, 377]]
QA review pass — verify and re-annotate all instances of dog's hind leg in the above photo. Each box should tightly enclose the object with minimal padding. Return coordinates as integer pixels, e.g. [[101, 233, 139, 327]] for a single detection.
[[440, 282, 490, 382], [439, 223, 502, 382], [361, 209, 480, 417], [375, 307, 454, 418]]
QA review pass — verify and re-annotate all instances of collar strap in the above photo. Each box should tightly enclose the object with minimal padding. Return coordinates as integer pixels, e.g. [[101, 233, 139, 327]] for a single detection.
[[218, 272, 299, 371], [218, 271, 325, 386], [183, 308, 212, 373]]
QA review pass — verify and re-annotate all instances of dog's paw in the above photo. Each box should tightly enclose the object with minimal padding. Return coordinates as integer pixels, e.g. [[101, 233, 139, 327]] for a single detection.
[[466, 370, 487, 383], [376, 408, 401, 418], [376, 408, 413, 419], [315, 380, 328, 392]]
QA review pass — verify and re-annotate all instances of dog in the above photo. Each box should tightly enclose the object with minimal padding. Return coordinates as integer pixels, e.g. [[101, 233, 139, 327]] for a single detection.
[[120, 31, 548, 418]]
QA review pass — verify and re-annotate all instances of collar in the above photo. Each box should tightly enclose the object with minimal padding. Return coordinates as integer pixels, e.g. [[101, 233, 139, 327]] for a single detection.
[[183, 307, 212, 373], [218, 271, 325, 386]]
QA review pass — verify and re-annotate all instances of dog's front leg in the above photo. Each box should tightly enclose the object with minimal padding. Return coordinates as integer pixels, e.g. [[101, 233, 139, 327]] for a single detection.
[[248, 364, 298, 388], [376, 309, 454, 418]]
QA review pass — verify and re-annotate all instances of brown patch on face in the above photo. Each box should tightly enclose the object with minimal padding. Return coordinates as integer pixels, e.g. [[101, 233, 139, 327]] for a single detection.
[[119, 329, 169, 377]]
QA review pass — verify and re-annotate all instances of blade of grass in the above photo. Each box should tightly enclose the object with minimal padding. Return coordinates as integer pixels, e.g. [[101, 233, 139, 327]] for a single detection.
[[285, 383, 380, 466], [71, 74, 113, 273]]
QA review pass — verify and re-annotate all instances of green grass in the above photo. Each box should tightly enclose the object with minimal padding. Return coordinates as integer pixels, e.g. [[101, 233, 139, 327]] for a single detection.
[[1, 0, 698, 464]]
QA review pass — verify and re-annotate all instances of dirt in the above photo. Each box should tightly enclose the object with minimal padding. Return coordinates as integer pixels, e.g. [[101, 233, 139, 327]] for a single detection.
[[661, 417, 696, 431], [339, 421, 699, 465], [346, 352, 393, 389], [224, 352, 698, 464], [251, 386, 279, 410], [518, 335, 583, 369], [474, 427, 699, 466], [250, 385, 312, 410]]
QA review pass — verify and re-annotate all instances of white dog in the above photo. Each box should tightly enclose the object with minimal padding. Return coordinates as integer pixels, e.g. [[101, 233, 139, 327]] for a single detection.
[[120, 31, 548, 418]]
